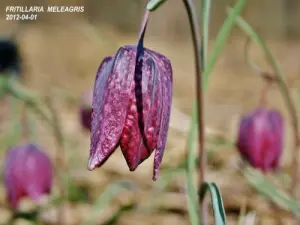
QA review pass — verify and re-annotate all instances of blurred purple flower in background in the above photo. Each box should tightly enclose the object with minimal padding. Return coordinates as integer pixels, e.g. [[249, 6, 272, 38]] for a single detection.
[[3, 144, 53, 209], [236, 108, 284, 172], [88, 15, 173, 181], [79, 90, 93, 131]]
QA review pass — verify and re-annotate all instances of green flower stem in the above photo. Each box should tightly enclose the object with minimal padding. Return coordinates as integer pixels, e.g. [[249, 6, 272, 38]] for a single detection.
[[181, 0, 207, 224]]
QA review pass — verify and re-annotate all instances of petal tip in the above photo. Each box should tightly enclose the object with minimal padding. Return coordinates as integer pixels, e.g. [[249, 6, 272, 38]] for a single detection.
[[87, 156, 99, 171], [152, 168, 159, 181], [128, 165, 137, 172]]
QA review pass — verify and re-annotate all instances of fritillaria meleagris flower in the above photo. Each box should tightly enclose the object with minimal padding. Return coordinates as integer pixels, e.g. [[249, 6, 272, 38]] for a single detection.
[[79, 90, 93, 131], [4, 144, 53, 208], [236, 108, 284, 172], [0, 38, 22, 76], [88, 12, 173, 180]]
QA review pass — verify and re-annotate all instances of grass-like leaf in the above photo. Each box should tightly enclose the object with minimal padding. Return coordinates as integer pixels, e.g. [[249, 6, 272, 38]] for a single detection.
[[153, 167, 184, 192], [203, 0, 247, 89], [84, 180, 137, 225], [185, 121, 200, 225], [226, 7, 285, 82], [243, 167, 300, 218], [102, 204, 136, 225], [0, 75, 10, 97], [199, 182, 227, 225], [187, 0, 248, 164], [147, 0, 167, 11]]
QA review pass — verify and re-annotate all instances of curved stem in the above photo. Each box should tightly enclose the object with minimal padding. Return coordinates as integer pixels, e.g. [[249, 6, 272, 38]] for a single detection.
[[258, 81, 272, 107], [182, 0, 207, 224], [244, 38, 278, 83], [21, 103, 30, 143], [45, 97, 66, 225]]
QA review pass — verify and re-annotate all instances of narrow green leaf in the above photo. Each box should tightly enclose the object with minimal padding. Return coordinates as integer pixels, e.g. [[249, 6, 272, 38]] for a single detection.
[[202, 0, 212, 67], [187, 0, 248, 158], [185, 105, 200, 225], [226, 7, 285, 83], [0, 75, 9, 97], [85, 180, 137, 225], [153, 167, 184, 192], [7, 77, 53, 125], [0, 96, 23, 151], [139, 168, 184, 212], [203, 0, 247, 88], [103, 204, 135, 225], [243, 167, 300, 218], [199, 182, 227, 225], [147, 0, 167, 11]]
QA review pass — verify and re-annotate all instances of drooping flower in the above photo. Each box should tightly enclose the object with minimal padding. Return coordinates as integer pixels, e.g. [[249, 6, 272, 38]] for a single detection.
[[0, 38, 22, 76], [88, 11, 173, 180], [3, 144, 53, 209], [79, 90, 93, 131], [236, 108, 284, 172]]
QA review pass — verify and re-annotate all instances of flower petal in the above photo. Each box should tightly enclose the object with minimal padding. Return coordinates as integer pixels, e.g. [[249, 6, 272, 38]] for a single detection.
[[153, 54, 173, 180], [119, 48, 166, 171], [89, 48, 136, 170]]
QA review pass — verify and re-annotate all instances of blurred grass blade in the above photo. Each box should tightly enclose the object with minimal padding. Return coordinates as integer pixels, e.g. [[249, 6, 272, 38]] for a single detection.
[[7, 77, 52, 125], [0, 96, 22, 150], [85, 180, 137, 225], [199, 182, 227, 225], [0, 75, 10, 97], [237, 197, 247, 225], [153, 167, 184, 192], [226, 7, 286, 83], [147, 0, 167, 11], [243, 167, 300, 218], [202, 0, 212, 66], [103, 204, 136, 225], [203, 0, 246, 88], [187, 0, 247, 156], [185, 106, 199, 225]]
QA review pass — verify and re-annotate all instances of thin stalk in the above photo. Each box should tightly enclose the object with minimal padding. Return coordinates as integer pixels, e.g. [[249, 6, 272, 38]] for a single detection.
[[138, 10, 150, 40], [21, 103, 30, 143], [45, 97, 66, 225], [258, 81, 272, 107], [181, 0, 207, 224]]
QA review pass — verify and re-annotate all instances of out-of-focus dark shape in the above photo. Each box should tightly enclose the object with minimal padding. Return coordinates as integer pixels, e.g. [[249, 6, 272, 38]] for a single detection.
[[3, 143, 53, 209], [79, 89, 93, 131], [0, 38, 22, 76], [236, 108, 284, 172]]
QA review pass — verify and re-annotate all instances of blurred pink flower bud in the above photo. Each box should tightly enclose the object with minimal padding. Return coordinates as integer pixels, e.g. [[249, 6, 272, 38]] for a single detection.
[[79, 90, 93, 131], [236, 108, 284, 172], [88, 19, 173, 181], [3, 144, 53, 209]]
